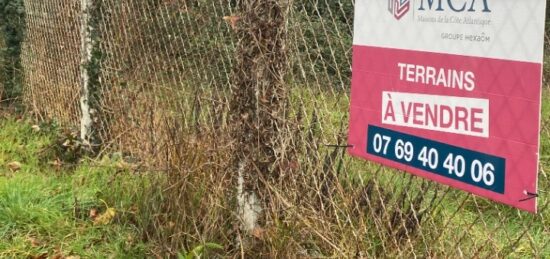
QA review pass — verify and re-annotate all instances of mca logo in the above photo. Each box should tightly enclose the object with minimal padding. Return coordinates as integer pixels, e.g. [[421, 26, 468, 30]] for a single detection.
[[388, 0, 411, 20]]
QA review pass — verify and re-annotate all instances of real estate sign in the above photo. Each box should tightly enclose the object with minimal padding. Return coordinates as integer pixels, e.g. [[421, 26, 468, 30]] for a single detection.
[[348, 0, 547, 212]]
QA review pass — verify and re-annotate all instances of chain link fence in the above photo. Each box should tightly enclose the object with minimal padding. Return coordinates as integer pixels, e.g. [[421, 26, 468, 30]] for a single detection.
[[20, 0, 81, 125], [1, 0, 549, 257], [0, 29, 4, 100]]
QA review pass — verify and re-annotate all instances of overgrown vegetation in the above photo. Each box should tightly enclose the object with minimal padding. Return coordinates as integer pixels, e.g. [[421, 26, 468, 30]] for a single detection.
[[0, 0, 24, 102], [0, 0, 549, 258], [2, 85, 548, 257], [0, 117, 156, 258], [290, 1, 353, 91]]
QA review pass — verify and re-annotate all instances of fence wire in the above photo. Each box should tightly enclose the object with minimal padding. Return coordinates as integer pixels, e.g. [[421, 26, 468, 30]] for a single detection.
[[0, 30, 5, 100], [0, 0, 549, 257], [20, 0, 81, 125]]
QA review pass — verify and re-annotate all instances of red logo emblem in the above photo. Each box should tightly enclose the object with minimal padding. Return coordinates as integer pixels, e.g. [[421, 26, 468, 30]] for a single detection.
[[388, 0, 411, 20]]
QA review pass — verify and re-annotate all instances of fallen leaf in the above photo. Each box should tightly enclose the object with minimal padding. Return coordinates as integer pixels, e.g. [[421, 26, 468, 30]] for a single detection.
[[48, 159, 63, 170], [223, 15, 241, 30], [115, 160, 132, 170], [7, 161, 22, 172], [93, 207, 116, 225], [251, 226, 266, 240], [89, 208, 98, 220], [129, 205, 138, 213], [62, 139, 72, 147], [126, 234, 135, 246], [50, 249, 65, 259], [27, 236, 41, 247], [29, 253, 48, 259]]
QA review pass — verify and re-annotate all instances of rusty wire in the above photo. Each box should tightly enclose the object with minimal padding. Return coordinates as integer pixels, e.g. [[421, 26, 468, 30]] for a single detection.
[[1, 0, 549, 257]]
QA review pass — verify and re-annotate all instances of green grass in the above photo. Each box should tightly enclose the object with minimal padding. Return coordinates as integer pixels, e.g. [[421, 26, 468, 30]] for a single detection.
[[0, 118, 152, 258], [541, 88, 550, 161], [0, 85, 548, 257]]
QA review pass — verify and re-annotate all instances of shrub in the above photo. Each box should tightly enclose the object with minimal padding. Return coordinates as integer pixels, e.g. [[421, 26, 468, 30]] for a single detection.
[[0, 0, 25, 101]]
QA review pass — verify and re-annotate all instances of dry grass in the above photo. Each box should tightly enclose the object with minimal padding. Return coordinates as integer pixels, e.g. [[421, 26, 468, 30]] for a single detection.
[[135, 84, 550, 257]]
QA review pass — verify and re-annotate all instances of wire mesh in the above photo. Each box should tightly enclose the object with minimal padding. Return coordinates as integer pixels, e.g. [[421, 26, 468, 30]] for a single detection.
[[0, 30, 5, 100], [6, 0, 550, 257], [93, 0, 236, 166], [20, 0, 82, 126]]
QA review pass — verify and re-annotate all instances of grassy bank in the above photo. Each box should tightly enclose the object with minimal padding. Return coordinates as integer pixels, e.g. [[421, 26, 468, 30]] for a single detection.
[[0, 86, 549, 257], [0, 118, 153, 258]]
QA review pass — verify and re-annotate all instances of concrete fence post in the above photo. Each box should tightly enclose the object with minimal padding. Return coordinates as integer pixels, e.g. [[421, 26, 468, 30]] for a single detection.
[[80, 0, 93, 147], [230, 0, 292, 247]]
